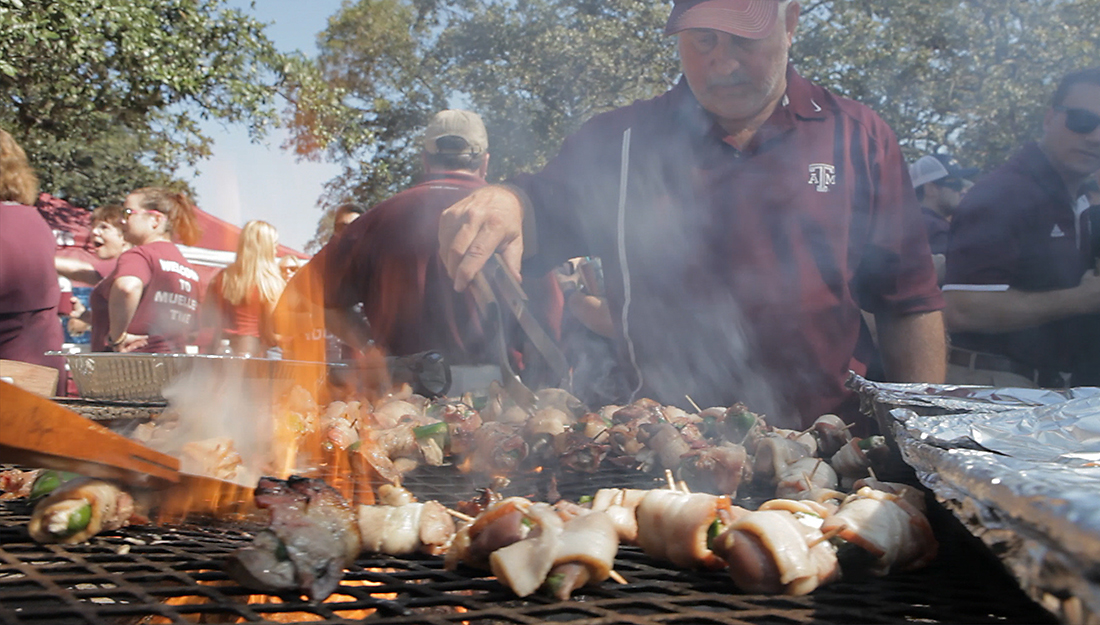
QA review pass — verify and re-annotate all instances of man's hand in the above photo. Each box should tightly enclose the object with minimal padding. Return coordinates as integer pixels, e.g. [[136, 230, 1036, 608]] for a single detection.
[[439, 185, 525, 291]]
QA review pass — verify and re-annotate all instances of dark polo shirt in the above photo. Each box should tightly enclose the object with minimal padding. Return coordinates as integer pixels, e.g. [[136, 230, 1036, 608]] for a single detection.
[[324, 172, 494, 364], [511, 65, 942, 428], [921, 207, 951, 256], [945, 142, 1098, 380]]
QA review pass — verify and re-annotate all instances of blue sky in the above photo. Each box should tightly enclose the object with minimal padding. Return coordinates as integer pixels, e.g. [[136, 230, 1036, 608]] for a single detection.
[[181, 0, 346, 253]]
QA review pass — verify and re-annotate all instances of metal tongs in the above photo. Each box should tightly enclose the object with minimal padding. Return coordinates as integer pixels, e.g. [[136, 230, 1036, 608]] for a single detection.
[[469, 254, 570, 411]]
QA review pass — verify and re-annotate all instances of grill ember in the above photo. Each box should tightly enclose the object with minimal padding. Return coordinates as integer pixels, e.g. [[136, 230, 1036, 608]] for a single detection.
[[0, 467, 1056, 625]]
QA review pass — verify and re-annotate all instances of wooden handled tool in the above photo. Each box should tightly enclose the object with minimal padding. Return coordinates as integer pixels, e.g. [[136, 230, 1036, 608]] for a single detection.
[[0, 381, 258, 520], [0, 381, 181, 486]]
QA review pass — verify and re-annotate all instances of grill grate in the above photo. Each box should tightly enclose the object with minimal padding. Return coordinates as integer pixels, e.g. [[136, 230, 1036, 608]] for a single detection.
[[0, 467, 1057, 625]]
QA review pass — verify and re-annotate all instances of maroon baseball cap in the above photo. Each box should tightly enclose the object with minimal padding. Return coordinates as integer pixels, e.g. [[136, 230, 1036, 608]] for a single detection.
[[664, 0, 780, 39]]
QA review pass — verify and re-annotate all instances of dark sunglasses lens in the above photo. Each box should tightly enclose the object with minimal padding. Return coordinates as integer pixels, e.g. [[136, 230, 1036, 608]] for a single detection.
[[1065, 109, 1100, 134]]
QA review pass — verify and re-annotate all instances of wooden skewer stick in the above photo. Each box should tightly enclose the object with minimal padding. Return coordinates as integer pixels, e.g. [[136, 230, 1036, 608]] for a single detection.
[[685, 395, 702, 413], [807, 526, 842, 548], [445, 508, 475, 522], [679, 480, 691, 494], [665, 469, 677, 490], [609, 570, 628, 585], [867, 466, 879, 481], [809, 458, 823, 480]]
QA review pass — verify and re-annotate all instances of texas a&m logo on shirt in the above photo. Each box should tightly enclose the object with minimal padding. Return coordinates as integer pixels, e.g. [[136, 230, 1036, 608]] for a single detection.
[[808, 163, 836, 192]]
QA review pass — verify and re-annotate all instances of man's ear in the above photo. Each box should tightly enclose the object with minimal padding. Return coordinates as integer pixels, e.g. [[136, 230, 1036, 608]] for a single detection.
[[785, 1, 801, 42]]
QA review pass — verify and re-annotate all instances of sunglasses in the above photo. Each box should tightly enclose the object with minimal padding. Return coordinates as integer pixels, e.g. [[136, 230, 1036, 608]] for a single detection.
[[123, 207, 164, 219], [1054, 106, 1100, 135]]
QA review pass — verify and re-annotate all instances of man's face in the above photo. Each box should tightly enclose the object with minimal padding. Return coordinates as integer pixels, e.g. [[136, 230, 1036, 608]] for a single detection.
[[1041, 82, 1100, 180], [932, 177, 968, 217], [333, 211, 360, 237], [677, 3, 798, 131]]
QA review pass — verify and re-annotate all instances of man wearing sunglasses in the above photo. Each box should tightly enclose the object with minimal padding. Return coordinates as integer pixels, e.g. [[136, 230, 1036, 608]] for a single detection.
[[944, 66, 1100, 388], [910, 154, 979, 284]]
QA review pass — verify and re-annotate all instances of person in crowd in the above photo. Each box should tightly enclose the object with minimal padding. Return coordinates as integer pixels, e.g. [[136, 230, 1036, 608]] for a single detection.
[[909, 153, 978, 284], [438, 0, 945, 429], [55, 204, 132, 337], [278, 255, 304, 283], [202, 220, 286, 357], [944, 67, 1100, 388], [269, 202, 366, 363], [333, 202, 365, 239], [322, 110, 500, 364], [96, 187, 202, 353], [0, 129, 65, 391]]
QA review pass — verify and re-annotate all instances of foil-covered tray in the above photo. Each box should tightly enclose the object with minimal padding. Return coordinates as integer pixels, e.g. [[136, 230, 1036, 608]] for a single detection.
[[53, 352, 332, 402], [851, 374, 1100, 625]]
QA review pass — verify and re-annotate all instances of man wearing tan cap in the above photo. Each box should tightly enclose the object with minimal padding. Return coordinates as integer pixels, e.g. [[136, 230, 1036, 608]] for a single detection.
[[322, 109, 500, 363], [438, 0, 945, 429]]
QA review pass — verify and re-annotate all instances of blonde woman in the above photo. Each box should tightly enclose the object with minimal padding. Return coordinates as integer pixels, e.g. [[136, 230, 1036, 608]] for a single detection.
[[203, 220, 286, 356], [98, 187, 202, 353], [0, 129, 64, 388]]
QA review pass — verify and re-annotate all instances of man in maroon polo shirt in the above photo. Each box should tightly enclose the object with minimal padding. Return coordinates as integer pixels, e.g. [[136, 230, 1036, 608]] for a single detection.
[[944, 67, 1100, 388], [439, 0, 946, 428], [323, 110, 496, 364]]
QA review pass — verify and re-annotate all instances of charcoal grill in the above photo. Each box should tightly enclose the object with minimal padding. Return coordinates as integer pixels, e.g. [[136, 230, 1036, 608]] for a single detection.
[[0, 462, 1058, 625]]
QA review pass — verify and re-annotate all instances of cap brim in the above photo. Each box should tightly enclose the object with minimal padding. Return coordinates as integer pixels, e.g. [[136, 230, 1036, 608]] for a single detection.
[[954, 167, 980, 180], [665, 0, 779, 39]]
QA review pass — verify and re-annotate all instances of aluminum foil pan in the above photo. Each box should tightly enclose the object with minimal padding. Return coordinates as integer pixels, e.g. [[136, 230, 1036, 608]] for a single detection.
[[852, 375, 1100, 625], [54, 353, 331, 402]]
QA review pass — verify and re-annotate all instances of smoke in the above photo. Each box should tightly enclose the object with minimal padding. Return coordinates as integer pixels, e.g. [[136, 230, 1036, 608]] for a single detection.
[[156, 358, 288, 485]]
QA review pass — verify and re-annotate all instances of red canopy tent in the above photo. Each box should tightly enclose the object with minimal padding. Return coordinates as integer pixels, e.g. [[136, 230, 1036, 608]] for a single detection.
[[37, 193, 310, 291]]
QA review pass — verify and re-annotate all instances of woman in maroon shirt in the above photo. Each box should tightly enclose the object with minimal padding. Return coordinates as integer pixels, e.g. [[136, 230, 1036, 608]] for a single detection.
[[202, 220, 286, 356], [102, 187, 202, 353], [0, 129, 64, 389]]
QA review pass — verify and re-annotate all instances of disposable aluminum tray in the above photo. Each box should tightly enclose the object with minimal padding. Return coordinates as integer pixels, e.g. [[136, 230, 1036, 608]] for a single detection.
[[54, 353, 332, 402], [853, 375, 1100, 625]]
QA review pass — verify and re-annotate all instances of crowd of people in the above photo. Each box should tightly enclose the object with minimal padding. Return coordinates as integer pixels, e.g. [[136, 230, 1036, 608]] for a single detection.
[[1, 0, 1098, 432]]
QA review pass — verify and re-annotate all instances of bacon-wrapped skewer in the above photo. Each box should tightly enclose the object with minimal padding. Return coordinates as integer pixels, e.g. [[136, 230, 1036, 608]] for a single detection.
[[28, 478, 145, 544], [636, 490, 746, 569], [711, 509, 840, 595], [678, 443, 752, 495], [775, 458, 839, 499], [820, 486, 937, 576], [543, 511, 620, 599], [445, 497, 533, 571], [356, 485, 455, 556], [829, 436, 890, 488], [489, 503, 565, 597], [587, 487, 648, 543]]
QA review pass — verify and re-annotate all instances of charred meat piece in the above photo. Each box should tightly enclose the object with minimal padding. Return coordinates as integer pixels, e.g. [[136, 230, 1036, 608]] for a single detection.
[[226, 476, 360, 601]]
